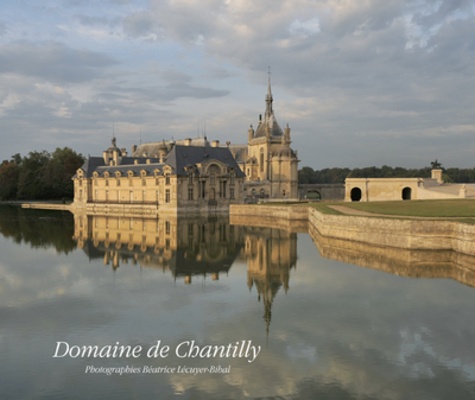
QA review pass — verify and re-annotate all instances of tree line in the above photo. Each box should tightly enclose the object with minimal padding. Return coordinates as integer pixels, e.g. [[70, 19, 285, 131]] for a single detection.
[[298, 165, 475, 184], [0, 147, 84, 201]]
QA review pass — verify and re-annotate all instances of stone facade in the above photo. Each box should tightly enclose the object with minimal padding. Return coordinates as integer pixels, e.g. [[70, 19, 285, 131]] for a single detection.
[[72, 140, 245, 214]]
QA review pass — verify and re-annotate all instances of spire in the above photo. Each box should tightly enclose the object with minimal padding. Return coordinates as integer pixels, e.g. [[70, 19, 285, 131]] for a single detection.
[[253, 68, 284, 138], [265, 66, 273, 117]]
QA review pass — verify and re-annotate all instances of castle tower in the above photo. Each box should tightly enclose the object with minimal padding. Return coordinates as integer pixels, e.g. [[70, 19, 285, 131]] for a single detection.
[[244, 73, 299, 200]]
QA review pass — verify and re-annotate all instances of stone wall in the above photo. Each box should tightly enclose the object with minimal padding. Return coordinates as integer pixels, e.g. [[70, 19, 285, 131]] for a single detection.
[[229, 204, 475, 257], [345, 177, 421, 201], [229, 204, 308, 232], [309, 207, 475, 256]]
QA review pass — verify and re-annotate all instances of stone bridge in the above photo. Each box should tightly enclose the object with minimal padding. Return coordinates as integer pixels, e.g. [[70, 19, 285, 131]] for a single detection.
[[298, 184, 345, 201]]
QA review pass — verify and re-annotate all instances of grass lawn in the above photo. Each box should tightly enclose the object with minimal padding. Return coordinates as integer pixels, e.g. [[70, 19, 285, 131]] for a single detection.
[[330, 199, 475, 218]]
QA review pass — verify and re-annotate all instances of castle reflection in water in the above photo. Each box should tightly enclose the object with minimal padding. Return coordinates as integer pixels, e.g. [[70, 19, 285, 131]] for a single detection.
[[72, 212, 298, 333], [72, 210, 475, 335]]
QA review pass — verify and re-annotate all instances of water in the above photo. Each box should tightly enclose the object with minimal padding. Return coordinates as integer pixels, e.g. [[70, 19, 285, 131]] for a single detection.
[[1, 206, 475, 400]]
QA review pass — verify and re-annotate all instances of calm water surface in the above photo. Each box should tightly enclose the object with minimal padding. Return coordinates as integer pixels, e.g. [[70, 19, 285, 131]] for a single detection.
[[1, 206, 475, 400]]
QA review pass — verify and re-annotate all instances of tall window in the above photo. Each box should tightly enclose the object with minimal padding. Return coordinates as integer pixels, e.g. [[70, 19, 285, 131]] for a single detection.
[[260, 148, 264, 173], [165, 189, 170, 203], [165, 174, 170, 185], [188, 187, 194, 200], [222, 181, 227, 198]]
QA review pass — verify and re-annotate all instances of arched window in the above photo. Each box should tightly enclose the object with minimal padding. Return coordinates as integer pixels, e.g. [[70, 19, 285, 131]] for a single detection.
[[208, 164, 220, 185]]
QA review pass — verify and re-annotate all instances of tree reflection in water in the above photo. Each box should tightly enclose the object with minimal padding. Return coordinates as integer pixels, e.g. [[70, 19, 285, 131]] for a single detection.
[[0, 205, 76, 253]]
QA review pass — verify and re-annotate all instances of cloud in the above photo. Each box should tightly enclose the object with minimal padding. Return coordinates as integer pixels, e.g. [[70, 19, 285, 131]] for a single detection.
[[122, 11, 160, 39], [0, 41, 117, 84], [1, 0, 475, 167]]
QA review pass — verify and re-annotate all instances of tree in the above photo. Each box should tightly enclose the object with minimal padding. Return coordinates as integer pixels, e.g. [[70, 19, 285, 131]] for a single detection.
[[43, 147, 84, 199], [16, 151, 51, 200], [0, 160, 20, 200], [298, 166, 316, 184]]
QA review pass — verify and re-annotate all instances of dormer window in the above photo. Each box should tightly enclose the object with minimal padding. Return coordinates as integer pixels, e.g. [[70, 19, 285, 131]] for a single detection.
[[140, 170, 147, 186], [153, 169, 160, 185], [115, 171, 121, 186]]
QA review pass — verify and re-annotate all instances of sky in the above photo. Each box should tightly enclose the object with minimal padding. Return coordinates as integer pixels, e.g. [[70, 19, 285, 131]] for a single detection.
[[1, 0, 475, 169]]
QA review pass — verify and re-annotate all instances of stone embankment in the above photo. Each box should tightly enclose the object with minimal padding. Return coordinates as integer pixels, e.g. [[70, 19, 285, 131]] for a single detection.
[[21, 202, 71, 211], [230, 204, 475, 257], [229, 204, 309, 233]]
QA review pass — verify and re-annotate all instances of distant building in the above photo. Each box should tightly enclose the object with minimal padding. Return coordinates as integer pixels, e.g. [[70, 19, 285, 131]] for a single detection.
[[72, 77, 299, 212], [345, 168, 475, 201]]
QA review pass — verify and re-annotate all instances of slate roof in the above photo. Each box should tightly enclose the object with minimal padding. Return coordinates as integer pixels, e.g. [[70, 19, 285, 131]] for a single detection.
[[77, 156, 161, 177], [76, 145, 244, 178], [95, 162, 163, 177], [165, 145, 245, 177], [254, 115, 284, 138], [77, 157, 105, 178]]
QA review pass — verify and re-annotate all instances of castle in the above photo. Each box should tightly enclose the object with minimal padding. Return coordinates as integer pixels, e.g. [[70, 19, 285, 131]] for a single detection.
[[72, 78, 299, 214]]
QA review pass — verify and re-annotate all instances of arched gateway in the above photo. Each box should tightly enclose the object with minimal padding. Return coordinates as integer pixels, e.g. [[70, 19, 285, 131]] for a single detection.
[[350, 187, 362, 202]]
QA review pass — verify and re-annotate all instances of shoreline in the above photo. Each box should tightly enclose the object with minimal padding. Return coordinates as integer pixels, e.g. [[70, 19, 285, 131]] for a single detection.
[[7, 200, 475, 257]]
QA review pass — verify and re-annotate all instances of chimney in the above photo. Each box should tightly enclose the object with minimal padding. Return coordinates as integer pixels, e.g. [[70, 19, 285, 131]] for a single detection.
[[112, 148, 119, 166], [131, 144, 137, 155], [185, 138, 192, 146], [211, 140, 220, 148]]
